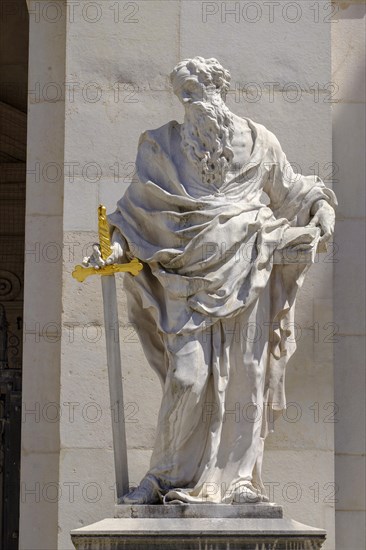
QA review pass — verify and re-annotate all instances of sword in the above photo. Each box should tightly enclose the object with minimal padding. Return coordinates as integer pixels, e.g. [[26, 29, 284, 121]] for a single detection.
[[72, 205, 143, 499]]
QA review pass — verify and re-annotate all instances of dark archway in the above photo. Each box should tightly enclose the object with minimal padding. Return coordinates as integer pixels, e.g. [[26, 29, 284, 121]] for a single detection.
[[0, 0, 29, 547]]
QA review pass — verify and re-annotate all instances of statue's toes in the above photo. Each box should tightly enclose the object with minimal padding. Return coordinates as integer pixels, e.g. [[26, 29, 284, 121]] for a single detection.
[[232, 485, 268, 504]]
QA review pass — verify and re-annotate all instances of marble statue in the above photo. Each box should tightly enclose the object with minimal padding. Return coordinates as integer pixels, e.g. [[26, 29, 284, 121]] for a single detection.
[[85, 57, 336, 505]]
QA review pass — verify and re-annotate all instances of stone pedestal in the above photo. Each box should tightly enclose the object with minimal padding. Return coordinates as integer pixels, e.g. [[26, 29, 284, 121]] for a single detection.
[[71, 504, 326, 549], [114, 503, 283, 519]]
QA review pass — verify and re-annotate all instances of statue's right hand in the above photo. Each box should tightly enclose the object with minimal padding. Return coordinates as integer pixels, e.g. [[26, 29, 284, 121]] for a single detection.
[[82, 241, 124, 269], [82, 243, 105, 269], [104, 241, 125, 265]]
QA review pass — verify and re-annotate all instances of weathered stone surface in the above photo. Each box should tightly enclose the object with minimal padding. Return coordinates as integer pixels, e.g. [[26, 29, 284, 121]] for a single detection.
[[71, 517, 326, 550], [114, 503, 283, 519]]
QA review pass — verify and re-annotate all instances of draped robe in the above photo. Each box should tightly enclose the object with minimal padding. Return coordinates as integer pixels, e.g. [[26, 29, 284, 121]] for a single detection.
[[109, 117, 336, 503]]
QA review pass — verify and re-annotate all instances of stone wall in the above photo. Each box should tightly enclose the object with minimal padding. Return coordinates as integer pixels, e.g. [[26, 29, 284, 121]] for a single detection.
[[332, 1, 366, 549], [19, 2, 65, 548]]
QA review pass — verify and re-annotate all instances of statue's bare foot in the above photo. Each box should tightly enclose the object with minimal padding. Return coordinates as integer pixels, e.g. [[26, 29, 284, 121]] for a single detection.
[[120, 475, 161, 504], [232, 484, 269, 504]]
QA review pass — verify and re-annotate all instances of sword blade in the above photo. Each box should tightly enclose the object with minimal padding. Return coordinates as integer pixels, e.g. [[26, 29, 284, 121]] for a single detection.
[[101, 274, 129, 499]]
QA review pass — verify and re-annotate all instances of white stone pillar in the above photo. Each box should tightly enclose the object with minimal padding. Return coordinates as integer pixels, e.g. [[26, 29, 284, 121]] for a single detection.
[[20, 2, 66, 549], [332, 2, 366, 549]]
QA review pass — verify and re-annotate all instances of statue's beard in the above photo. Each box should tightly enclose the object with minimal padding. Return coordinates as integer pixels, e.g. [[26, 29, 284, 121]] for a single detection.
[[180, 98, 235, 187]]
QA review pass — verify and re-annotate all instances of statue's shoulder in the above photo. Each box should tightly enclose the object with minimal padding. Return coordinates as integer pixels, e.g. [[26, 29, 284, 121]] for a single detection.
[[239, 116, 283, 156], [138, 120, 180, 152], [239, 116, 278, 144]]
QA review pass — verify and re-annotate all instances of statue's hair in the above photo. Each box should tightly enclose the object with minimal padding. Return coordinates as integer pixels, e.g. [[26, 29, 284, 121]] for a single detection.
[[170, 57, 231, 99]]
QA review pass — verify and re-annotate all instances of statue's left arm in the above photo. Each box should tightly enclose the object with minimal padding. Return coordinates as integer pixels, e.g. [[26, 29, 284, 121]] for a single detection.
[[263, 131, 337, 245]]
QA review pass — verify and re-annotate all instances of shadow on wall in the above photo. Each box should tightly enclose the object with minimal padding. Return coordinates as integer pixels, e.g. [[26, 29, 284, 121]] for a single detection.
[[336, 0, 366, 19], [332, 1, 366, 548]]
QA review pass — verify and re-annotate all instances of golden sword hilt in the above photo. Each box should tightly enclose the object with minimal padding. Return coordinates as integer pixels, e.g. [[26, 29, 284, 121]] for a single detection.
[[98, 204, 113, 261], [72, 205, 143, 282]]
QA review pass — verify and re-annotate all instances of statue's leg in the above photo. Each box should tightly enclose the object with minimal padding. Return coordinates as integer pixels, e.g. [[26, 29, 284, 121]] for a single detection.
[[175, 285, 271, 504], [221, 284, 271, 503], [147, 328, 215, 492], [125, 276, 168, 387], [120, 325, 214, 504]]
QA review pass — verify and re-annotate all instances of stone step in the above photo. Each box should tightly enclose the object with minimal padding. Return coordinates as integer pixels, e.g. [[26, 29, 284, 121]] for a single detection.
[[115, 503, 283, 519], [71, 516, 327, 550]]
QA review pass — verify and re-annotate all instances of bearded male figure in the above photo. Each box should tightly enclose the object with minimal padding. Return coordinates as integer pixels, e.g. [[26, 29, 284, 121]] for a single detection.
[[85, 57, 336, 505]]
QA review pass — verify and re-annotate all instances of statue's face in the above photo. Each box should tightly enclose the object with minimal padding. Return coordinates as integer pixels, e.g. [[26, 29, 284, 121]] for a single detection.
[[175, 75, 207, 105], [173, 67, 219, 106]]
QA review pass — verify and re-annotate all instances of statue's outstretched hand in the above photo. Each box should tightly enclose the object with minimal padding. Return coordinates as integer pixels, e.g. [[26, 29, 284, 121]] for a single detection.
[[82, 241, 124, 269], [308, 200, 335, 245]]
